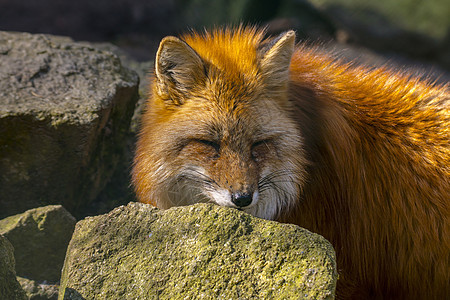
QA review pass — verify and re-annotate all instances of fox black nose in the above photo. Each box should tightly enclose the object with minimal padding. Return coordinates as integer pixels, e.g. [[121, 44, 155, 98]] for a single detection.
[[231, 192, 253, 207]]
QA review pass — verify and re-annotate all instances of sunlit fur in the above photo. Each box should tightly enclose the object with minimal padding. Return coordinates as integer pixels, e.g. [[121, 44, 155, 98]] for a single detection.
[[133, 26, 449, 299]]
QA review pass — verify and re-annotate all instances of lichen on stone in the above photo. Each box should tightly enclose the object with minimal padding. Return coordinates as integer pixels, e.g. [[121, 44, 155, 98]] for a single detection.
[[60, 202, 337, 299]]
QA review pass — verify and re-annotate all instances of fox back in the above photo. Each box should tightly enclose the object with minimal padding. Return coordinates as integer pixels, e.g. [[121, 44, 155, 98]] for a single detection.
[[132, 27, 449, 299]]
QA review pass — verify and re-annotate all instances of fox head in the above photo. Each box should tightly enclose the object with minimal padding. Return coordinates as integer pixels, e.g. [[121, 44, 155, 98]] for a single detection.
[[133, 28, 307, 220]]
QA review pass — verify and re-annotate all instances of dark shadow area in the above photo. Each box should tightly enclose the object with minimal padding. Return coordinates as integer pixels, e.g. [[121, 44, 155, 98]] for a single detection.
[[62, 288, 86, 300]]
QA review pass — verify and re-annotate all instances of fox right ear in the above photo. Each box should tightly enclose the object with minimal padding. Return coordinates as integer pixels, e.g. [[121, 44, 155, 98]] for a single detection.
[[155, 36, 206, 104], [260, 31, 295, 89]]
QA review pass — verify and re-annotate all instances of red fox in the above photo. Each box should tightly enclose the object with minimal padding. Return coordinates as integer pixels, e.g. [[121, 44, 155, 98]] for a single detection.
[[132, 26, 449, 299]]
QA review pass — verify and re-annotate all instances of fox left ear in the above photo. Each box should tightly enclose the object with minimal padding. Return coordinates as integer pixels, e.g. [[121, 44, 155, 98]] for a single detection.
[[155, 36, 206, 104], [260, 30, 295, 87]]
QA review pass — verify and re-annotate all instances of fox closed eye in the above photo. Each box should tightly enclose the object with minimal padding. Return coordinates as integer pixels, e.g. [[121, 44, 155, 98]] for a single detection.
[[187, 138, 272, 162], [194, 139, 220, 152], [251, 139, 272, 162]]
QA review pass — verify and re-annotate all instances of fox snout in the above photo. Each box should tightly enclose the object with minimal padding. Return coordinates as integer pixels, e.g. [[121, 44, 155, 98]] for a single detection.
[[209, 187, 258, 209], [211, 151, 260, 209], [231, 191, 253, 207], [230, 184, 260, 208]]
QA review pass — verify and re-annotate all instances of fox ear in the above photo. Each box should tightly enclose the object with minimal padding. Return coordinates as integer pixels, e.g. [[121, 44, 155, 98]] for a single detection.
[[155, 36, 206, 103], [260, 30, 295, 87]]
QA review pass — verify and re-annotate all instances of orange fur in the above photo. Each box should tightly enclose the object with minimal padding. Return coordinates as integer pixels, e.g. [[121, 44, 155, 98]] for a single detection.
[[133, 27, 450, 299]]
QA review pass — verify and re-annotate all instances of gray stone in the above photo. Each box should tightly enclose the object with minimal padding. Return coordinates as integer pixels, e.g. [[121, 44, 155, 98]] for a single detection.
[[0, 31, 139, 219], [0, 205, 76, 282], [78, 42, 153, 217], [0, 235, 27, 300], [59, 202, 337, 299]]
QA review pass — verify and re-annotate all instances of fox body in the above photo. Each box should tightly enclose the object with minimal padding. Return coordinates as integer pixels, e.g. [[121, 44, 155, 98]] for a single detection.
[[132, 27, 449, 299]]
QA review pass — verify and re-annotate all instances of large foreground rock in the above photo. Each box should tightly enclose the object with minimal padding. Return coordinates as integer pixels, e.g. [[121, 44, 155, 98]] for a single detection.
[[60, 203, 337, 299], [0, 31, 139, 219], [0, 235, 27, 300], [0, 205, 76, 282]]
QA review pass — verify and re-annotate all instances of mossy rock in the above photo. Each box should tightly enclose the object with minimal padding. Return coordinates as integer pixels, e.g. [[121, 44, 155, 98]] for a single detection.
[[60, 202, 337, 299], [0, 205, 76, 283]]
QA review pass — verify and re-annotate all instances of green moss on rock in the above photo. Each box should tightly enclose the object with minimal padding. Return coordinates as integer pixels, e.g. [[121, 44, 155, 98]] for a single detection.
[[60, 203, 337, 299]]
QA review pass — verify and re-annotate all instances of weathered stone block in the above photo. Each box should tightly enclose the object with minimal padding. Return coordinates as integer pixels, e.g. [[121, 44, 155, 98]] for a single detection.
[[60, 202, 337, 299], [0, 205, 76, 282], [0, 31, 139, 219]]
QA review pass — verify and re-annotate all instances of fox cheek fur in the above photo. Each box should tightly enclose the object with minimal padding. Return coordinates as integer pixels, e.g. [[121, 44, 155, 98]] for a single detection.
[[132, 29, 307, 220]]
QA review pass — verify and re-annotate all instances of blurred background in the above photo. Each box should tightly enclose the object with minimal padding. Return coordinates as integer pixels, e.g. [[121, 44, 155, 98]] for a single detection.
[[1, 0, 449, 72], [1, 0, 449, 217]]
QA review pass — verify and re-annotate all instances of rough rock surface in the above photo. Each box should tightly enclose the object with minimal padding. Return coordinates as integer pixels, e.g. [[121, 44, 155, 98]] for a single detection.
[[0, 235, 27, 300], [59, 202, 337, 299], [17, 277, 59, 300], [0, 31, 139, 219], [0, 205, 76, 282]]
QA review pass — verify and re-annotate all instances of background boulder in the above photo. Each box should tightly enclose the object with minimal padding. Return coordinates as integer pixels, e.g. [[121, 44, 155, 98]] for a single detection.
[[0, 205, 76, 283], [0, 31, 139, 219], [60, 203, 337, 299]]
